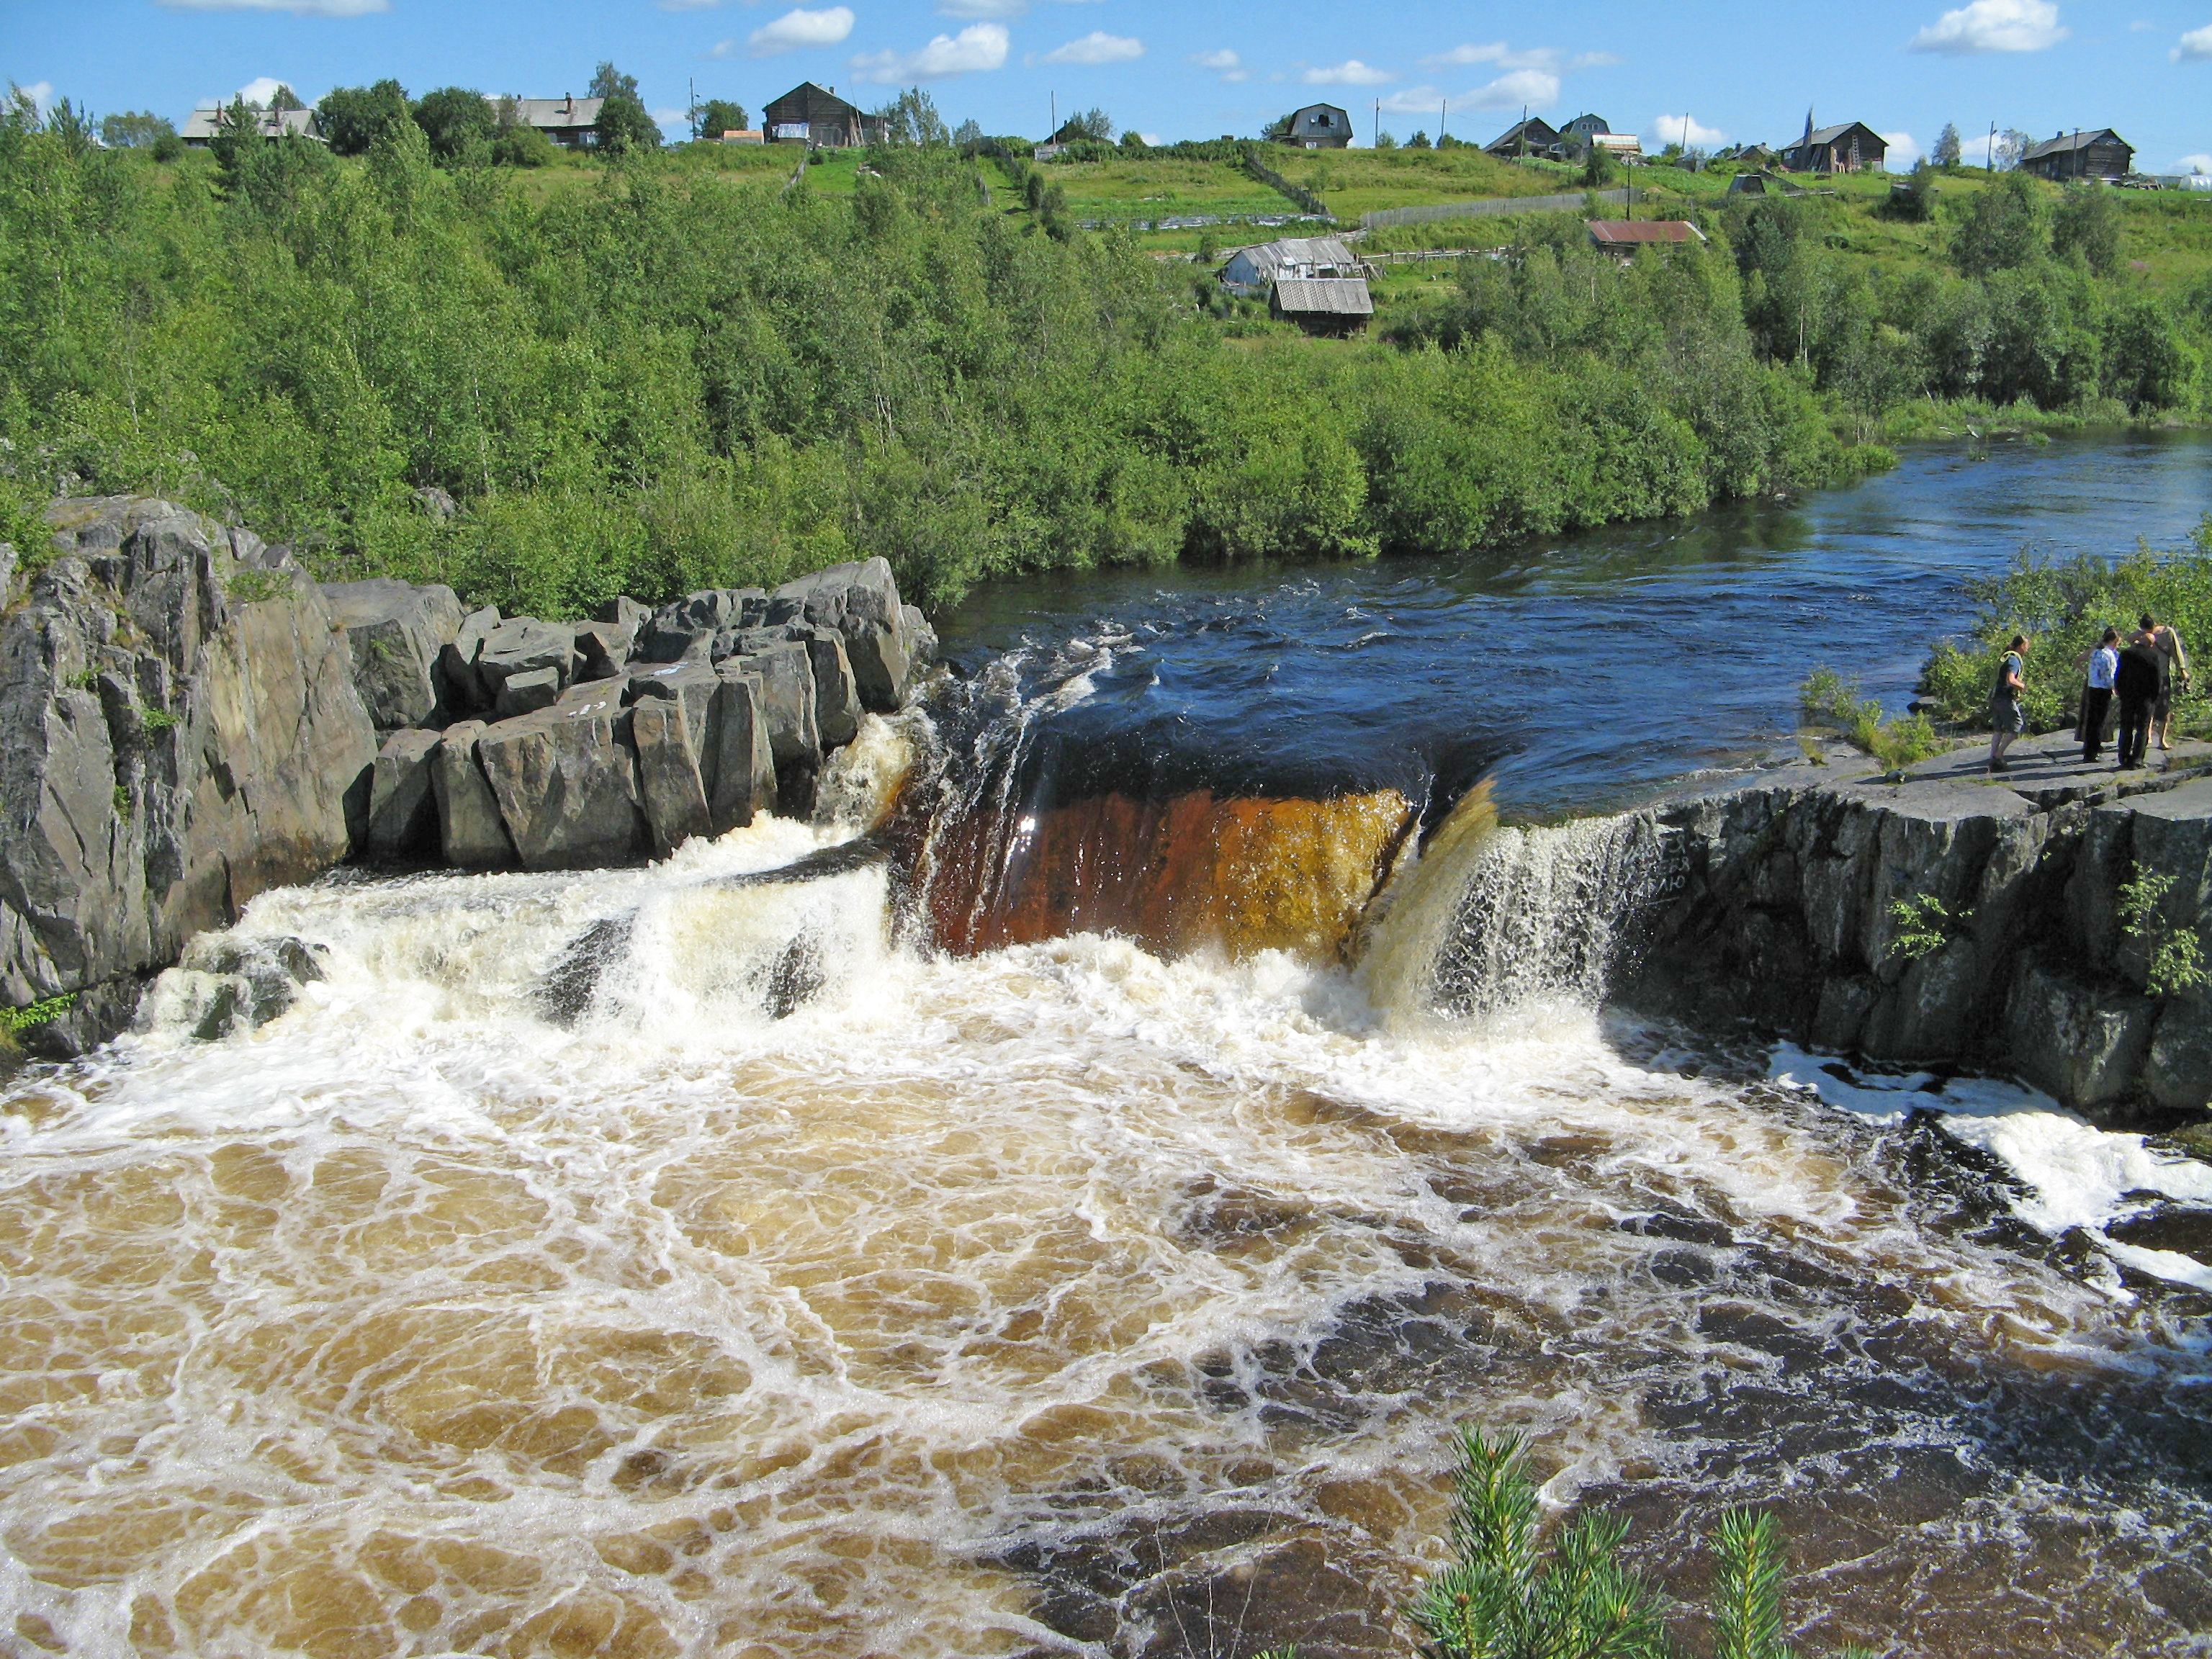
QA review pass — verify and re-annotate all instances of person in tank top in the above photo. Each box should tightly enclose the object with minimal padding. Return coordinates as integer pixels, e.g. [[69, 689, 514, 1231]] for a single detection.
[[2141, 612, 2190, 752]]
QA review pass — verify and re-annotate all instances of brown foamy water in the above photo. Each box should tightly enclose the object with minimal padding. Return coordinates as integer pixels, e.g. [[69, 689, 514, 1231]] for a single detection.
[[2, 719, 2208, 1659]]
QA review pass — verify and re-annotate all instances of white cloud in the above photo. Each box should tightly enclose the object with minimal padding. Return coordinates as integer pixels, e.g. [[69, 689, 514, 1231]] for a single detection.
[[1465, 68, 1559, 109], [235, 76, 295, 105], [1911, 0, 2067, 53], [1426, 41, 1559, 70], [1039, 30, 1143, 65], [850, 22, 1009, 81], [1379, 85, 1446, 116], [19, 81, 54, 115], [1191, 48, 1245, 81], [1570, 50, 1623, 68], [1653, 112, 1727, 149], [938, 0, 1025, 15], [1304, 59, 1393, 86], [748, 6, 855, 55], [2180, 152, 2212, 173], [158, 0, 387, 12], [2174, 22, 2212, 59], [1883, 130, 1924, 166]]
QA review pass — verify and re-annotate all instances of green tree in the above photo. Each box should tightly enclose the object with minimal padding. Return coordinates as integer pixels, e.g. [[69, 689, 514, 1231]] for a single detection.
[[2051, 183, 2122, 276], [1949, 171, 2045, 276], [594, 94, 662, 156], [265, 84, 306, 112], [99, 111, 174, 148], [878, 88, 949, 148], [317, 79, 411, 156], [588, 63, 641, 104], [1933, 122, 1963, 169], [694, 98, 748, 140], [413, 86, 497, 161], [1887, 158, 1938, 223]]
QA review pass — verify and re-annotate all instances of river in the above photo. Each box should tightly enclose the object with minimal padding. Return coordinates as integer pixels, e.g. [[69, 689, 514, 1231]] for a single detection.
[[0, 437, 2208, 1659]]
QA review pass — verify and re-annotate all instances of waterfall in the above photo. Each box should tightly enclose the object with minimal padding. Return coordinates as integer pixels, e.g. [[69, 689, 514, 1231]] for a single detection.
[[1362, 785, 1676, 1023]]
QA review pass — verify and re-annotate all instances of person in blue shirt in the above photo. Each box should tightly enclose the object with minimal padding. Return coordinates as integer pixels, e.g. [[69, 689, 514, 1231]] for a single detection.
[[2080, 629, 2119, 763], [1987, 635, 2028, 773]]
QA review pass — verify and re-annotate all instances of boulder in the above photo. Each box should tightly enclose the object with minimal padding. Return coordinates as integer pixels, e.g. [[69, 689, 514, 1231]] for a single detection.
[[708, 666, 778, 833], [632, 697, 711, 856], [728, 639, 821, 770], [320, 577, 465, 729], [0, 497, 375, 1023], [2144, 993, 2212, 1112], [796, 626, 863, 750], [431, 720, 513, 869], [902, 603, 938, 668], [595, 595, 648, 634], [475, 616, 572, 702], [766, 558, 914, 711], [365, 728, 443, 860], [639, 588, 766, 665], [494, 665, 562, 721], [2000, 961, 2157, 1108], [475, 704, 647, 871], [436, 605, 503, 716], [572, 619, 635, 683]]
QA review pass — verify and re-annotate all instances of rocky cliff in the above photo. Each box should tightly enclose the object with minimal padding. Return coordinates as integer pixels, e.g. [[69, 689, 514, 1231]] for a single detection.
[[1633, 732, 2212, 1123], [1, 497, 936, 1058]]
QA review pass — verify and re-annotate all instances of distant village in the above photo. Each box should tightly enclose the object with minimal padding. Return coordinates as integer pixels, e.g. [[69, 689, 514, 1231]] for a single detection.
[[168, 78, 2204, 341]]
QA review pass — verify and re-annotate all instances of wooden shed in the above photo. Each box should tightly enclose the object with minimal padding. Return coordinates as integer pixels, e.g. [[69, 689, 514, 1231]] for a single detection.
[[1270, 277, 1373, 335], [763, 82, 886, 148], [2020, 130, 2134, 183], [1219, 236, 1362, 296], [1586, 220, 1707, 256]]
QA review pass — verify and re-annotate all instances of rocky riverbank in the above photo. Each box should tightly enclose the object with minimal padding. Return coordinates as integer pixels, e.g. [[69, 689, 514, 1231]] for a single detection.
[[0, 497, 934, 1057], [1633, 730, 2212, 1124]]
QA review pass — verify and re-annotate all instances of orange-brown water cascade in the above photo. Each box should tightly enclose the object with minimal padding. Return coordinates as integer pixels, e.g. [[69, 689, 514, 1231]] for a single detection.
[[918, 787, 1419, 959]]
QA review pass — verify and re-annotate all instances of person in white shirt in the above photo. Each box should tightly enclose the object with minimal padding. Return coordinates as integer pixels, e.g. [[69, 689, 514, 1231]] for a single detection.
[[2080, 628, 2119, 763]]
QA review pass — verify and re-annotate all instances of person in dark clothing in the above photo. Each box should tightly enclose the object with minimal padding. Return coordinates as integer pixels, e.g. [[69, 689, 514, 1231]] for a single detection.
[[2080, 628, 2120, 763], [2113, 630, 2164, 770]]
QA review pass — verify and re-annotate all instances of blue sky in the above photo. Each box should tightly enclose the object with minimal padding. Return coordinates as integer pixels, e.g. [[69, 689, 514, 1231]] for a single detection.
[[6, 0, 2211, 171]]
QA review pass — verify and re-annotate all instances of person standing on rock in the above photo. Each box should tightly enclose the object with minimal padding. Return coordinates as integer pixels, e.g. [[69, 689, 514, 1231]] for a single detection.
[[2113, 626, 2164, 770], [2142, 611, 2190, 752], [1987, 635, 2028, 773], [2080, 629, 2121, 763]]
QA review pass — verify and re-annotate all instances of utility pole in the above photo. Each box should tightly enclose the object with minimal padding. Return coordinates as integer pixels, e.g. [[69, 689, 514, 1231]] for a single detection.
[[1987, 120, 1996, 174], [1440, 96, 1448, 145], [1050, 91, 1056, 143], [688, 77, 696, 143], [1374, 99, 1380, 148]]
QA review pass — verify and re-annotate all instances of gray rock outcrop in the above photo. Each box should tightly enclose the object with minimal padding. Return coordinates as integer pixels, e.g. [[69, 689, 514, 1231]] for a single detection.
[[0, 496, 376, 1027], [322, 577, 464, 730], [1629, 736, 2212, 1122]]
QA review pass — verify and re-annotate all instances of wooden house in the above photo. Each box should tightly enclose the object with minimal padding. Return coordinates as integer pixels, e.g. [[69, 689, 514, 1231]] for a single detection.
[[2020, 130, 2134, 183], [1558, 114, 1611, 155], [1484, 117, 1565, 161], [1269, 277, 1372, 335], [1784, 120, 1886, 174], [1277, 104, 1352, 149], [1219, 236, 1363, 296], [180, 106, 323, 146], [763, 83, 886, 148], [1586, 220, 1707, 256], [500, 96, 606, 147]]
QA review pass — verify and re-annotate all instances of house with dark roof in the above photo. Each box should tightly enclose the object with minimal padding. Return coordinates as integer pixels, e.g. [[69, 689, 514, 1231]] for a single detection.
[[763, 82, 886, 148], [1484, 117, 1564, 161], [1784, 118, 1887, 174], [1277, 104, 1352, 149], [2020, 129, 2134, 183], [1586, 220, 1707, 256]]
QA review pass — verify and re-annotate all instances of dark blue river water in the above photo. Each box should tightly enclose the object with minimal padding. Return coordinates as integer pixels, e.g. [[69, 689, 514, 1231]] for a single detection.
[[937, 432, 2212, 818]]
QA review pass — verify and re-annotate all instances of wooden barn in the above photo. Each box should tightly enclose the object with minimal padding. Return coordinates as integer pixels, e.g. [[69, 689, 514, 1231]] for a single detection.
[[1269, 277, 1372, 335], [763, 83, 886, 148], [1586, 220, 1707, 256], [1484, 117, 1564, 161], [1785, 120, 1886, 174], [2020, 130, 2134, 183], [1219, 236, 1362, 296], [1277, 104, 1353, 149]]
